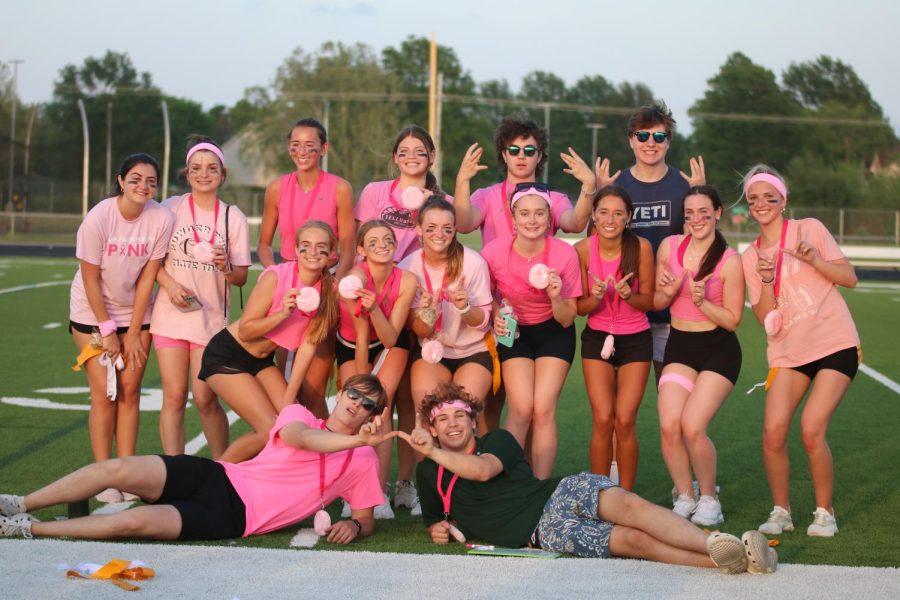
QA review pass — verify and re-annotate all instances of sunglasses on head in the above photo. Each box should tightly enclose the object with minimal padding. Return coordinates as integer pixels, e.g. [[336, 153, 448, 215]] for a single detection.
[[345, 387, 378, 411], [513, 181, 551, 194], [507, 145, 538, 157], [633, 131, 669, 143]]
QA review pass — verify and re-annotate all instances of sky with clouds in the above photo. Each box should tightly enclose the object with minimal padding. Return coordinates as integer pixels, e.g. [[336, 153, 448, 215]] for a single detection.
[[3, 0, 898, 137]]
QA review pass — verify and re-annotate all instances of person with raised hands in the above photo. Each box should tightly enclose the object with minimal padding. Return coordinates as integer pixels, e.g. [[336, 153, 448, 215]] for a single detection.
[[201, 221, 339, 463], [652, 185, 744, 526], [740, 165, 859, 538], [68, 153, 174, 504], [393, 382, 776, 574], [480, 184, 582, 479], [337, 219, 417, 517], [575, 185, 655, 490], [0, 375, 393, 545], [594, 101, 705, 381], [398, 197, 495, 421], [453, 115, 595, 245], [151, 136, 250, 459]]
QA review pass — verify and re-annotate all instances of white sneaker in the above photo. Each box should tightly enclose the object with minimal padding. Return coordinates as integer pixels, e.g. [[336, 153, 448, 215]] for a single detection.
[[672, 493, 698, 518], [742, 530, 778, 574], [373, 494, 395, 519], [393, 480, 419, 509], [807, 507, 838, 537], [758, 506, 794, 535], [0, 514, 33, 538], [341, 500, 352, 518], [692, 495, 725, 526], [95, 488, 124, 503], [706, 532, 746, 574], [0, 494, 26, 517], [609, 462, 620, 485], [410, 498, 422, 517], [672, 481, 720, 504]]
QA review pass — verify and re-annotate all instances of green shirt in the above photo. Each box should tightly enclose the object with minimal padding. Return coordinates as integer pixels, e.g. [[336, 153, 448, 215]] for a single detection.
[[416, 430, 561, 547]]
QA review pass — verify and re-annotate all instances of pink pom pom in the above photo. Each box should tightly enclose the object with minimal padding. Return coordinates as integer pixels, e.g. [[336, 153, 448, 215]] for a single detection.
[[764, 309, 783, 336], [401, 186, 425, 210], [297, 287, 321, 313], [338, 274, 364, 299], [313, 509, 331, 536], [528, 263, 550, 289], [421, 339, 445, 364], [193, 240, 215, 263], [601, 334, 615, 360], [448, 524, 467, 544]]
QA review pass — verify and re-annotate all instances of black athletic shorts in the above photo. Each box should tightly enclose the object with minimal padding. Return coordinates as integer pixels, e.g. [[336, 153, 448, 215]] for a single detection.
[[411, 343, 493, 375], [335, 330, 411, 367], [69, 320, 150, 335], [155, 454, 246, 540], [198, 328, 275, 381], [789, 346, 859, 381], [581, 326, 652, 367], [662, 327, 742, 385], [498, 318, 576, 363]]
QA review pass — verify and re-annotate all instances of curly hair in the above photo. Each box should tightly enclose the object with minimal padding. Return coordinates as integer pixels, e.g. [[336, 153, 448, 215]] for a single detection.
[[419, 381, 482, 425], [494, 115, 549, 178]]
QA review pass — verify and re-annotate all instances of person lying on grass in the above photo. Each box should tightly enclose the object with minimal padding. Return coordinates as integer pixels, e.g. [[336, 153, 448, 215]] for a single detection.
[[1, 374, 395, 545], [397, 382, 777, 574]]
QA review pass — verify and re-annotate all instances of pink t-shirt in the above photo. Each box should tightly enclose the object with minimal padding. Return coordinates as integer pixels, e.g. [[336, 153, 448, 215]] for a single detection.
[[355, 179, 454, 262], [742, 218, 860, 368], [398, 246, 493, 359], [481, 236, 582, 326], [150, 195, 251, 345], [70, 197, 174, 327], [666, 235, 738, 322], [261, 262, 319, 351], [470, 181, 571, 245], [585, 235, 650, 334], [278, 171, 339, 262], [220, 403, 382, 537], [337, 265, 404, 343]]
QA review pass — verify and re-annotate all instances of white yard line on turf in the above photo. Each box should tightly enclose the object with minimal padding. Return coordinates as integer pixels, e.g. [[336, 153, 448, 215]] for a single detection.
[[0, 280, 69, 295]]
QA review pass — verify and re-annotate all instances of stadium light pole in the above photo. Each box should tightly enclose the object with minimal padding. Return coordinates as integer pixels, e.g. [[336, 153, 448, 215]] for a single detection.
[[322, 100, 330, 172], [6, 59, 23, 209], [161, 100, 170, 199], [77, 99, 90, 217], [587, 123, 606, 162]]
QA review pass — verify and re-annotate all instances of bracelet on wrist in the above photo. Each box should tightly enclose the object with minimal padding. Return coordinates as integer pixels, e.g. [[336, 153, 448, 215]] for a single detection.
[[761, 278, 775, 286], [351, 518, 363, 535], [454, 303, 472, 315], [581, 187, 597, 196]]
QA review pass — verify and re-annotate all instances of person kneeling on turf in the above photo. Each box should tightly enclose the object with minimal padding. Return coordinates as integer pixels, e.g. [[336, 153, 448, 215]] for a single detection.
[[1, 374, 393, 544], [397, 382, 776, 574]]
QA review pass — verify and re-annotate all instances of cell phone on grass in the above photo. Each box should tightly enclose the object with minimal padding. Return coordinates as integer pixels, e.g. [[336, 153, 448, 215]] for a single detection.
[[496, 314, 517, 347]]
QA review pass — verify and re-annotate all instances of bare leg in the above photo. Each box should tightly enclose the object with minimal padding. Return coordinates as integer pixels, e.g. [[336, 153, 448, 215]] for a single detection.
[[501, 358, 535, 447], [73, 330, 116, 462], [613, 360, 651, 490], [681, 371, 732, 497], [189, 347, 229, 459], [113, 330, 152, 458], [609, 525, 713, 567], [300, 337, 335, 419], [209, 368, 281, 463], [394, 364, 416, 481], [530, 357, 571, 479], [479, 385, 505, 435], [157, 346, 190, 455], [371, 347, 409, 488], [762, 369, 809, 509], [32, 505, 183, 540], [584, 357, 616, 476], [800, 370, 851, 511], [657, 364, 696, 496]]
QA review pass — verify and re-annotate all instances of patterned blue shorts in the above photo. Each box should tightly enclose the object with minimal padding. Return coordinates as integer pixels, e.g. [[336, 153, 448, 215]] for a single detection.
[[535, 472, 617, 558]]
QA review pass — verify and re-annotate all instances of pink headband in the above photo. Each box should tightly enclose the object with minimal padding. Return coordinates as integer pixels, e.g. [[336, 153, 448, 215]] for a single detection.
[[744, 173, 787, 200], [428, 400, 473, 423], [510, 186, 552, 210], [186, 142, 226, 167]]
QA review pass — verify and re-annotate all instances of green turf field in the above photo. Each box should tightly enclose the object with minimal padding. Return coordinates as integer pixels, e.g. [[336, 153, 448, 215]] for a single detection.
[[1, 256, 898, 567]]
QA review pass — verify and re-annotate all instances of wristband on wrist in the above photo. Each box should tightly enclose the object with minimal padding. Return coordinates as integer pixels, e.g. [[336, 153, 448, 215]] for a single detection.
[[351, 518, 363, 535], [454, 303, 472, 315], [98, 319, 118, 337]]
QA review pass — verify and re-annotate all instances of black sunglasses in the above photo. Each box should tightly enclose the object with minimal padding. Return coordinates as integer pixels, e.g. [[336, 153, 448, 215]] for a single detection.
[[345, 387, 378, 411], [633, 131, 668, 143], [513, 181, 551, 194], [507, 144, 538, 157]]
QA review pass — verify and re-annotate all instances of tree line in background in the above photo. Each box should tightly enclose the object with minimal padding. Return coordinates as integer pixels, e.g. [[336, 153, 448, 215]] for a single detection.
[[1, 37, 898, 213]]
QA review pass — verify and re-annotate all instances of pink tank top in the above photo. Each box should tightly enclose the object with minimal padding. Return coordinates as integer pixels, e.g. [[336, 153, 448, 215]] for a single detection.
[[668, 235, 736, 322], [262, 262, 319, 351], [278, 171, 339, 261], [585, 235, 649, 334], [337, 264, 403, 343]]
